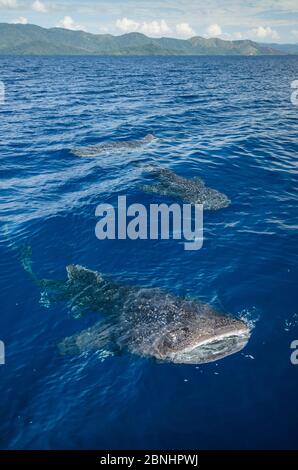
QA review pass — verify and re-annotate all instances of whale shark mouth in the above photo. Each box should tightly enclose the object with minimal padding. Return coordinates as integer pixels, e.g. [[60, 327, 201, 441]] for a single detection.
[[168, 327, 250, 364]]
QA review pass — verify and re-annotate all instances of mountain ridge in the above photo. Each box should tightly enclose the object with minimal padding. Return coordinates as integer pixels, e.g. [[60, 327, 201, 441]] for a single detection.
[[0, 23, 297, 55]]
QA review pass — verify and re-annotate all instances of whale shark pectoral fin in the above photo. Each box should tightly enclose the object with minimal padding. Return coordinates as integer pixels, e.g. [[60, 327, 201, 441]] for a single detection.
[[57, 320, 116, 356]]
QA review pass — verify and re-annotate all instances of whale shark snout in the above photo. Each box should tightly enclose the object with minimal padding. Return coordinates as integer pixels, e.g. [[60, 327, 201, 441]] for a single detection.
[[168, 326, 250, 364], [154, 316, 250, 364]]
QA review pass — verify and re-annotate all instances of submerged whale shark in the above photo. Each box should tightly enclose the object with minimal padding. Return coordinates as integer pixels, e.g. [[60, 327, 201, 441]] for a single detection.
[[142, 165, 230, 210], [71, 134, 156, 157], [22, 251, 250, 364]]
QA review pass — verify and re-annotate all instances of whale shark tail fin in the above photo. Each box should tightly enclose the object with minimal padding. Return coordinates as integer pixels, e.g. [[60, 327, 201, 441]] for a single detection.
[[20, 244, 39, 283], [20, 246, 67, 309]]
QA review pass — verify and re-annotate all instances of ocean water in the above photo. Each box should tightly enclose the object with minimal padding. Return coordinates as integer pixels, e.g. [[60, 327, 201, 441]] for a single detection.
[[0, 55, 297, 450]]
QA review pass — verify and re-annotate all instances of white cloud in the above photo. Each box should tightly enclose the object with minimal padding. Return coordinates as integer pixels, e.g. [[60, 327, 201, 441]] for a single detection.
[[12, 16, 28, 24], [206, 23, 222, 37], [248, 26, 279, 40], [32, 0, 47, 13], [0, 0, 18, 8], [205, 24, 279, 42], [175, 22, 195, 38], [291, 30, 298, 39], [140, 20, 170, 36], [57, 16, 85, 31], [115, 17, 139, 33], [115, 17, 171, 36], [221, 25, 280, 42]]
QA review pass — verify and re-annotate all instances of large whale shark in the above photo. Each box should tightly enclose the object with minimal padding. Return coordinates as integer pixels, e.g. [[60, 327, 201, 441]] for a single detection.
[[22, 251, 250, 364], [71, 134, 156, 157], [142, 165, 230, 210]]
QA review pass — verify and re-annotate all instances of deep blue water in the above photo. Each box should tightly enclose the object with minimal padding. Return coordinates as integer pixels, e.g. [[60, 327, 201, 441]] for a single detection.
[[0, 55, 298, 450]]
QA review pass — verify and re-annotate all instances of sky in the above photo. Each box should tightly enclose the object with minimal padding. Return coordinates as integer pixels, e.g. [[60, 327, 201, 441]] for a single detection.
[[1, 0, 298, 43]]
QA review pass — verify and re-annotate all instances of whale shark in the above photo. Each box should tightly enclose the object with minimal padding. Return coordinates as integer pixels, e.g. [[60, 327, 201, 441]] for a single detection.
[[71, 134, 156, 157], [142, 165, 230, 210], [22, 251, 250, 364]]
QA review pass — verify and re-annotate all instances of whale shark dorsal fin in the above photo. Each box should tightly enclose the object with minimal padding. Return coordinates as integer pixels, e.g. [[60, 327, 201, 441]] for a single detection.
[[66, 265, 103, 284]]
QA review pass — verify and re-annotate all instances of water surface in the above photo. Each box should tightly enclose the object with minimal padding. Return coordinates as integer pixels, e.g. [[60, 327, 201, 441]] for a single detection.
[[0, 56, 297, 449]]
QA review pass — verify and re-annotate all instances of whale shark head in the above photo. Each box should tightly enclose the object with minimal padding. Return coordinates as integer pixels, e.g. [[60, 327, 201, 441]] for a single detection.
[[198, 187, 231, 210], [154, 312, 250, 364]]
